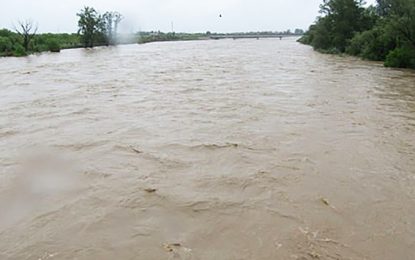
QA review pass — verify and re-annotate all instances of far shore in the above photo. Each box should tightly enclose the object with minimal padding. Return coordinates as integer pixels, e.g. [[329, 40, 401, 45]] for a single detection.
[[0, 32, 303, 58]]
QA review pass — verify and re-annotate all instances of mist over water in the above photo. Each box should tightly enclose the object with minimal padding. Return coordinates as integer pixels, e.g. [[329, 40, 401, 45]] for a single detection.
[[0, 38, 414, 259]]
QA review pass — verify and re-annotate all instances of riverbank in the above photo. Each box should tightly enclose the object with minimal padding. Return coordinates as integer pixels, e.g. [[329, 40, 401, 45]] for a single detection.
[[0, 29, 83, 57], [137, 32, 303, 44], [137, 32, 208, 44], [299, 0, 415, 70], [1, 28, 304, 57]]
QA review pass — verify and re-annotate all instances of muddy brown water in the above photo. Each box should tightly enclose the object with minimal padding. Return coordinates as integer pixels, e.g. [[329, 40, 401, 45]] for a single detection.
[[0, 38, 415, 260]]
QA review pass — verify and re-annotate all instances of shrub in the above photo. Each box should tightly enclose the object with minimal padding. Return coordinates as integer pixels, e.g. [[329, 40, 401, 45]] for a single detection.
[[12, 44, 27, 57], [385, 46, 415, 69], [346, 24, 396, 61], [0, 36, 13, 54], [0, 29, 14, 38], [298, 34, 312, 45], [47, 39, 61, 52]]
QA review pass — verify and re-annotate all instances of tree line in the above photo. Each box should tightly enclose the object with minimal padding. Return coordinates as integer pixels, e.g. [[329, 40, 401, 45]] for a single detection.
[[0, 6, 123, 57], [299, 0, 415, 69], [0, 27, 80, 57]]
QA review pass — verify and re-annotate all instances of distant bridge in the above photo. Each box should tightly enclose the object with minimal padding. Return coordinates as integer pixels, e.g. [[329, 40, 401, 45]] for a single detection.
[[209, 34, 291, 40]]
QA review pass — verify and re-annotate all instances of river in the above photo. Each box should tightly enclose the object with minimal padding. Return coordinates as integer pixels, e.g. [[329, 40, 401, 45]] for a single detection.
[[0, 38, 414, 259]]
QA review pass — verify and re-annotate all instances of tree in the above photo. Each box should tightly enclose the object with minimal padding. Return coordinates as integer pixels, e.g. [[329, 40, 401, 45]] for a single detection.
[[113, 13, 123, 41], [15, 20, 37, 52], [47, 39, 61, 52], [387, 0, 415, 47], [299, 0, 415, 69], [77, 7, 123, 47], [102, 12, 113, 45], [299, 0, 374, 52], [77, 6, 102, 48], [0, 37, 13, 54], [102, 11, 123, 45], [321, 0, 370, 51], [376, 0, 392, 16]]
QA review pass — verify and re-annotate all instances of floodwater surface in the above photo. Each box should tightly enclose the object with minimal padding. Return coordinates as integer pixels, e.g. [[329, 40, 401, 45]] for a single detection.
[[0, 38, 415, 260]]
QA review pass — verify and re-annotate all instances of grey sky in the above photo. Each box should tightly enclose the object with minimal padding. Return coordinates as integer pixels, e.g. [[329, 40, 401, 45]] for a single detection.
[[0, 0, 377, 33]]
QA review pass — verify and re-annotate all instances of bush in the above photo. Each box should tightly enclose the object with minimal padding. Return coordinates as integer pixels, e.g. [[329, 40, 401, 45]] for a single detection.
[[0, 29, 14, 38], [0, 36, 13, 54], [310, 17, 332, 50], [298, 34, 312, 45], [0, 29, 81, 57], [346, 24, 396, 61], [35, 44, 49, 52], [301, 0, 415, 69], [385, 46, 415, 69], [47, 39, 61, 52], [12, 44, 27, 57]]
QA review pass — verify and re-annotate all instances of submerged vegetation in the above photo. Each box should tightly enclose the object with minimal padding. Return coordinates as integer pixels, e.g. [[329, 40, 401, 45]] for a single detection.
[[299, 0, 415, 69], [0, 28, 81, 57]]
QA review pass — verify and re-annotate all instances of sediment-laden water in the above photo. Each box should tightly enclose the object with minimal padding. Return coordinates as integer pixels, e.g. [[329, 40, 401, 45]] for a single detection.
[[0, 38, 414, 259]]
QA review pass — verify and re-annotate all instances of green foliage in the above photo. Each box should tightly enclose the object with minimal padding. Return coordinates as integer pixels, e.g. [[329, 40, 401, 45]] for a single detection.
[[297, 25, 316, 45], [299, 0, 375, 52], [77, 7, 123, 48], [387, 0, 415, 46], [385, 46, 415, 68], [0, 29, 27, 56], [0, 6, 121, 56], [0, 36, 13, 55], [0, 29, 82, 57], [12, 44, 27, 57], [301, 0, 415, 69], [47, 39, 61, 52], [346, 23, 396, 60], [310, 17, 333, 50], [376, 0, 392, 16], [77, 6, 103, 48], [0, 29, 15, 38]]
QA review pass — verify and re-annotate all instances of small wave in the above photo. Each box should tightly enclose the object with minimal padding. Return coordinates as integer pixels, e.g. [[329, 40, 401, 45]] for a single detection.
[[53, 140, 107, 152], [193, 143, 239, 149], [0, 130, 19, 139]]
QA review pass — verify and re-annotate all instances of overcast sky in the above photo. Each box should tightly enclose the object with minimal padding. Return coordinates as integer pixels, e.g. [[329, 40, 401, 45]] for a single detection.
[[0, 0, 377, 33]]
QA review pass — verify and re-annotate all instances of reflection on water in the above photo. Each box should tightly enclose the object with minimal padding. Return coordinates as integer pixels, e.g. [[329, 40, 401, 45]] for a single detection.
[[0, 38, 414, 260]]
